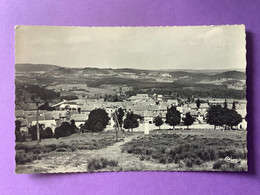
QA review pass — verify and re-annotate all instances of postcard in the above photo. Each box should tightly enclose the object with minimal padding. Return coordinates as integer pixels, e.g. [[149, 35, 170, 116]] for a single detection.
[[15, 25, 247, 173]]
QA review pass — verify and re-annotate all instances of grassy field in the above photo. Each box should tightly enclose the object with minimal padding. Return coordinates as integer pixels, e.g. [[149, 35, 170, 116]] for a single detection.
[[122, 129, 247, 171], [15, 129, 247, 173]]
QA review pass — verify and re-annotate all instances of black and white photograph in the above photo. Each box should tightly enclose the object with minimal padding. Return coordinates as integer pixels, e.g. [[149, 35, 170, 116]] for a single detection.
[[15, 25, 247, 174]]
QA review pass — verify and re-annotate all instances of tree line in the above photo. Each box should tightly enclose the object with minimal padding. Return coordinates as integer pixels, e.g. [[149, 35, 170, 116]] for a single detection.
[[15, 103, 243, 142]]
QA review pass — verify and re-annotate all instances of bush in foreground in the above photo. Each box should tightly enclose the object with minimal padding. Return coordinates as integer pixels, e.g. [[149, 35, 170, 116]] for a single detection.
[[213, 159, 247, 171], [15, 150, 41, 165], [87, 157, 118, 171]]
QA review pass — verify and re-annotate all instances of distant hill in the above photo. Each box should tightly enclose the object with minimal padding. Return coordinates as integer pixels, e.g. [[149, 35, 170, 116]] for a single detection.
[[15, 64, 246, 81], [15, 64, 60, 72], [212, 71, 246, 80], [169, 71, 209, 79]]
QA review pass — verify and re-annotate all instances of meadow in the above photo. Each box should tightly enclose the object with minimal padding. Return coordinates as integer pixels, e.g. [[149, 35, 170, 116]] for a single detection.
[[15, 129, 247, 173], [122, 129, 247, 171]]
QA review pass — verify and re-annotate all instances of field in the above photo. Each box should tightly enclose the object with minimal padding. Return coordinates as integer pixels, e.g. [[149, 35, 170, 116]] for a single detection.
[[15, 129, 247, 173]]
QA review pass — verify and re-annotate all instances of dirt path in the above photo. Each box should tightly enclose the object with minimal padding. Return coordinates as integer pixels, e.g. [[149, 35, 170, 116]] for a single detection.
[[16, 134, 141, 173], [17, 134, 182, 174]]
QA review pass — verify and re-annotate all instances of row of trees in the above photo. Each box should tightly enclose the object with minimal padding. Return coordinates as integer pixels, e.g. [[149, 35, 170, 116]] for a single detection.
[[206, 105, 242, 129], [82, 108, 142, 132], [155, 104, 242, 130], [153, 107, 195, 130]]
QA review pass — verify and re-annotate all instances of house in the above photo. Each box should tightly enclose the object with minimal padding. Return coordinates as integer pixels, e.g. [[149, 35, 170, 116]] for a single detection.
[[44, 112, 60, 121], [199, 103, 210, 115], [143, 110, 154, 123], [157, 95, 163, 101], [60, 104, 78, 110], [31, 119, 56, 132], [130, 105, 150, 112], [70, 113, 88, 127], [27, 115, 56, 132], [81, 104, 95, 114], [166, 99, 178, 106], [189, 103, 197, 110]]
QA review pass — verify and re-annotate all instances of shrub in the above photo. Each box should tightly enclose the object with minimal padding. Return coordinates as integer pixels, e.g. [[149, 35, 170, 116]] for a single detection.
[[212, 159, 246, 171], [140, 155, 145, 161], [213, 160, 231, 170], [145, 148, 153, 155], [15, 150, 40, 165], [107, 159, 118, 167], [194, 158, 203, 165], [218, 149, 245, 159], [28, 124, 44, 140], [151, 150, 163, 160], [145, 156, 151, 161], [42, 127, 53, 139], [15, 131, 26, 142], [184, 158, 193, 167], [167, 157, 174, 163], [87, 157, 118, 171], [159, 157, 167, 164], [54, 122, 72, 139]]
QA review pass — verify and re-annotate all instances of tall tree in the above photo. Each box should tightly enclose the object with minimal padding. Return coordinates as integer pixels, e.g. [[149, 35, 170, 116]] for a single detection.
[[183, 112, 195, 129], [113, 108, 124, 128], [206, 105, 242, 130], [69, 119, 77, 134], [165, 106, 181, 130], [54, 121, 73, 139], [84, 108, 110, 132], [223, 109, 242, 129], [206, 105, 224, 129], [153, 115, 163, 129], [123, 112, 139, 132], [29, 124, 45, 140]]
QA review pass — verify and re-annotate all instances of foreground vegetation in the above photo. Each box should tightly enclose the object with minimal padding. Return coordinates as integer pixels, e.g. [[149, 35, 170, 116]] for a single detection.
[[15, 132, 120, 165], [15, 130, 247, 173], [121, 132, 247, 171], [87, 157, 118, 171]]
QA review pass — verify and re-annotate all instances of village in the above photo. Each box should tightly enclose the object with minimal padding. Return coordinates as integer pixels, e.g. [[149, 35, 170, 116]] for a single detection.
[[14, 25, 248, 173], [15, 93, 247, 136]]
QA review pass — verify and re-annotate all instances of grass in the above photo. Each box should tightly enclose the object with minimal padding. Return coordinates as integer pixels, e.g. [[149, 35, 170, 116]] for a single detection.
[[121, 132, 247, 170], [15, 132, 119, 165], [87, 157, 118, 171]]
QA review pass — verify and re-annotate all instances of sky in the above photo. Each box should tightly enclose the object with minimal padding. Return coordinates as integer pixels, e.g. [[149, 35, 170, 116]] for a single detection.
[[15, 25, 246, 70]]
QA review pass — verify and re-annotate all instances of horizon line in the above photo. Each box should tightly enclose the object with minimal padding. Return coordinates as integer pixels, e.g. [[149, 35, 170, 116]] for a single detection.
[[15, 63, 246, 71]]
